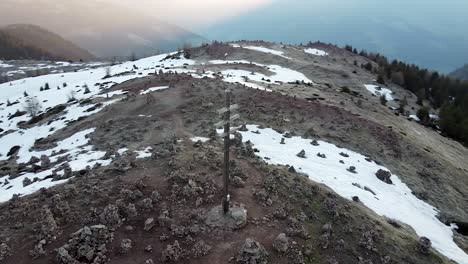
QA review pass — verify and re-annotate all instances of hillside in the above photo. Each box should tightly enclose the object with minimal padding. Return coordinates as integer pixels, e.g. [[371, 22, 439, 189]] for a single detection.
[[0, 42, 467, 264], [450, 64, 468, 81], [0, 24, 95, 61], [0, 0, 206, 58]]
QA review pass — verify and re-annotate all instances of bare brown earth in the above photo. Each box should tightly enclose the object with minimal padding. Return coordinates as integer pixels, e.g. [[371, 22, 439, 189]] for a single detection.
[[0, 42, 467, 263]]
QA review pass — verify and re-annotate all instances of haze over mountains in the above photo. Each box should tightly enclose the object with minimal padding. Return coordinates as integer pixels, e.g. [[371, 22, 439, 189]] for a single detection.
[[0, 0, 206, 58], [450, 65, 468, 81], [0, 24, 94, 61], [1, 0, 466, 74], [200, 0, 468, 74]]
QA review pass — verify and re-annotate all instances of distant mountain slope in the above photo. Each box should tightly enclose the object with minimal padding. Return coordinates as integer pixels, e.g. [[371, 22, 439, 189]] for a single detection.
[[0, 0, 207, 58], [0, 24, 95, 61], [449, 64, 468, 81]]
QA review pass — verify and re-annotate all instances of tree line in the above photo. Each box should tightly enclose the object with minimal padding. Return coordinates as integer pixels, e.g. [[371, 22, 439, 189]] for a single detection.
[[344, 44, 468, 146]]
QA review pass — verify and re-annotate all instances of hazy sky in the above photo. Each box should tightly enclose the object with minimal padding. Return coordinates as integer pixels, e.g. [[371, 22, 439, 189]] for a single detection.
[[1, 0, 467, 72], [194, 0, 468, 73], [113, 0, 272, 28]]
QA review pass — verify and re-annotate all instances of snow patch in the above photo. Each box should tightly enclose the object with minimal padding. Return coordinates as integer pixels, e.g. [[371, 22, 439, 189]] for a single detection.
[[135, 147, 153, 159], [140, 86, 169, 95], [409, 115, 420, 122], [190, 137, 210, 143], [209, 60, 312, 90], [305, 48, 328, 56], [238, 125, 468, 264], [364, 84, 394, 101], [242, 46, 291, 59]]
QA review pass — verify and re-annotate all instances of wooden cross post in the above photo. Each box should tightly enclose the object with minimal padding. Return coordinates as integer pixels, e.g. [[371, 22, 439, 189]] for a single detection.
[[222, 90, 231, 214], [215, 89, 240, 214]]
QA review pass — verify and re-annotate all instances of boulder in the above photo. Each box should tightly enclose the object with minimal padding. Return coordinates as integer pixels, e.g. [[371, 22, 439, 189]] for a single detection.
[[417, 237, 431, 255], [40, 155, 51, 168], [23, 177, 32, 187], [99, 204, 122, 228], [375, 169, 392, 184], [56, 225, 114, 264], [161, 240, 183, 262]]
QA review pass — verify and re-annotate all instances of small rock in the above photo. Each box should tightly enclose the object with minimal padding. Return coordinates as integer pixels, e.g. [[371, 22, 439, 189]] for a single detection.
[[347, 166, 357, 173], [364, 186, 376, 195], [339, 152, 349, 158], [151, 191, 161, 202], [296, 150, 306, 158], [311, 140, 319, 146], [144, 218, 155, 231], [273, 233, 289, 253], [145, 245, 153, 252], [232, 176, 245, 188], [0, 243, 11, 261], [192, 240, 212, 257], [120, 239, 132, 254], [317, 153, 326, 158], [239, 124, 248, 132]]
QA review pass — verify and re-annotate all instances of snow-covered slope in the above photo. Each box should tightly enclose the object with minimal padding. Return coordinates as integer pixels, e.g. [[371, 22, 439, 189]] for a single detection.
[[239, 125, 468, 264], [0, 53, 195, 202], [0, 47, 318, 203]]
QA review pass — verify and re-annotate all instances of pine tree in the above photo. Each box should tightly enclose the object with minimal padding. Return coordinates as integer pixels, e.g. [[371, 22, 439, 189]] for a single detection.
[[417, 106, 430, 125], [380, 95, 388, 106], [377, 73, 385, 85], [399, 96, 408, 114]]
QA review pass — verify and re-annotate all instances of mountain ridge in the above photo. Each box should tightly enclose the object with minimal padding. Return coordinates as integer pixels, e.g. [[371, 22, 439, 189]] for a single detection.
[[449, 64, 468, 81], [0, 24, 95, 61], [0, 0, 207, 58]]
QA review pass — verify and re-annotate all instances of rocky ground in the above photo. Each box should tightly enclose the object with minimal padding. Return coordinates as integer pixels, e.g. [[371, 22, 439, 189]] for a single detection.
[[0, 41, 467, 263]]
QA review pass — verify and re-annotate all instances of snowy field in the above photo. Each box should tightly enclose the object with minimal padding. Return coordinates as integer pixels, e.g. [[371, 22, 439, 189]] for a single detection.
[[0, 49, 317, 203], [239, 125, 468, 264], [365, 84, 394, 101], [0, 52, 195, 202], [304, 48, 329, 56], [209, 59, 313, 90], [0, 60, 108, 77]]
